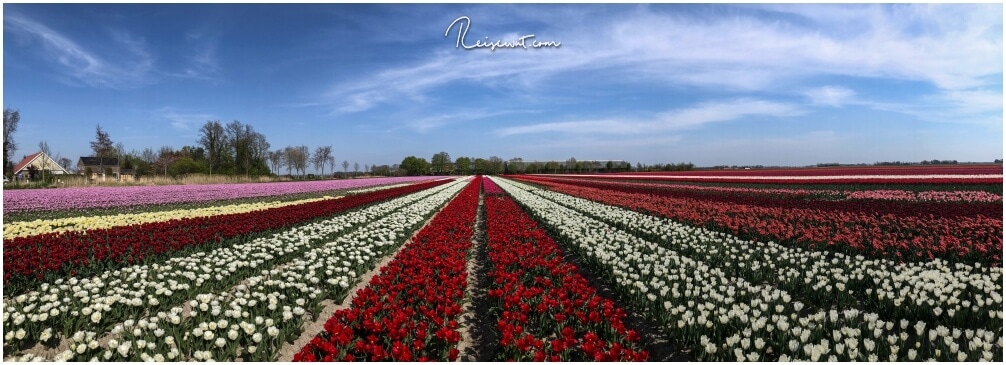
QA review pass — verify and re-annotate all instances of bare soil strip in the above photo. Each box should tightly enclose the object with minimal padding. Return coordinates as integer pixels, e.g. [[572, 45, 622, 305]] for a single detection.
[[453, 191, 484, 361], [457, 192, 498, 361]]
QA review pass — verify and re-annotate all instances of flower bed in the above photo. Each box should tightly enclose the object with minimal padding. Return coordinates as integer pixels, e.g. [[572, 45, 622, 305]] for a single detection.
[[18, 178, 471, 361], [2, 176, 442, 214], [500, 177, 1003, 333], [3, 179, 453, 295], [533, 176, 1002, 203], [514, 176, 1002, 265], [4, 196, 340, 240], [293, 176, 481, 362], [2, 179, 464, 358], [481, 177, 648, 361], [517, 175, 1001, 218], [491, 176, 1003, 362]]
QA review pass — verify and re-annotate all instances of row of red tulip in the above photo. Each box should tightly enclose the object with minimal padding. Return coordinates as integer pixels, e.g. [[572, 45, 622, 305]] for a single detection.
[[534, 175, 1001, 203], [550, 174, 1002, 185], [517, 175, 1001, 219], [293, 177, 481, 362], [3, 179, 452, 294], [611, 165, 1003, 177], [514, 177, 1002, 266], [482, 178, 649, 361]]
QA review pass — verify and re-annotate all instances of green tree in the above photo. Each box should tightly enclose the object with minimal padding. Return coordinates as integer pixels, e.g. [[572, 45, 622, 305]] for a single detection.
[[473, 158, 489, 174], [431, 151, 452, 175], [372, 164, 392, 176], [400, 156, 430, 176], [488, 156, 504, 175], [169, 157, 209, 177], [454, 156, 471, 175]]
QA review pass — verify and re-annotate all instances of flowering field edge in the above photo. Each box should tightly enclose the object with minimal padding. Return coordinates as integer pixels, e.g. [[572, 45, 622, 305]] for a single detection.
[[3, 180, 453, 295], [492, 176, 1003, 362]]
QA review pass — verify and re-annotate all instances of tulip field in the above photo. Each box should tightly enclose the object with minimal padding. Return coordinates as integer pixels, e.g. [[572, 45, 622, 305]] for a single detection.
[[2, 168, 1003, 361]]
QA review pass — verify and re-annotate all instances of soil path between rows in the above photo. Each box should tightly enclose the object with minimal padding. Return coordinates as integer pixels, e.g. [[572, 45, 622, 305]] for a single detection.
[[454, 191, 488, 361]]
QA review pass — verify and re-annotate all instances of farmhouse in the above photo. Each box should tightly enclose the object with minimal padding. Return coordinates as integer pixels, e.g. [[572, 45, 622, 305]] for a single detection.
[[119, 168, 136, 182], [11, 151, 70, 181], [77, 156, 122, 181]]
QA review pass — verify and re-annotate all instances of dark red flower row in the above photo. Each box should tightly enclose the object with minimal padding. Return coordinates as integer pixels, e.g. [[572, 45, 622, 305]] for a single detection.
[[482, 178, 648, 361], [595, 164, 1003, 177], [293, 177, 481, 362], [562, 175, 1002, 185], [518, 175, 1001, 219], [3, 179, 452, 292], [516, 177, 1002, 266]]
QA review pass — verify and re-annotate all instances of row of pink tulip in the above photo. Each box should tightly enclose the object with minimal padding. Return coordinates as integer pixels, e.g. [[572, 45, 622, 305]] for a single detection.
[[2, 177, 442, 214]]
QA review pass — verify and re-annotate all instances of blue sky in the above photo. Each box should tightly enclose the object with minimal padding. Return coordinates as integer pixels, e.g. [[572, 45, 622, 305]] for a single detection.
[[3, 3, 1002, 170]]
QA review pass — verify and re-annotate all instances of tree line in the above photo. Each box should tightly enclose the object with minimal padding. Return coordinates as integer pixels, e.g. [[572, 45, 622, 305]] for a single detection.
[[3, 108, 698, 181], [393, 153, 692, 176]]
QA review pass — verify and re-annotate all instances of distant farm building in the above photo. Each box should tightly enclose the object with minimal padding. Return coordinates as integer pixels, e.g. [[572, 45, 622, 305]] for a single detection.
[[11, 152, 71, 181], [77, 156, 125, 181]]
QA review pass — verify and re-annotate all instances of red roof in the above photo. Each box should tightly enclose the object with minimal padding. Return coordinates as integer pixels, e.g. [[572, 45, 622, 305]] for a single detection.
[[12, 152, 42, 174]]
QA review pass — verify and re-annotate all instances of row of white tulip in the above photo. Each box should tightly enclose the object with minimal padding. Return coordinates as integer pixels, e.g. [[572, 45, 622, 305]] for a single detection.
[[504, 178, 1003, 331], [490, 177, 1002, 362], [343, 182, 413, 194], [55, 177, 471, 361], [1, 178, 467, 361]]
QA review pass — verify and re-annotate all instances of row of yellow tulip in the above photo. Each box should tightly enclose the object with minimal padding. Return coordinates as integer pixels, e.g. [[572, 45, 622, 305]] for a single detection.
[[3, 196, 339, 240]]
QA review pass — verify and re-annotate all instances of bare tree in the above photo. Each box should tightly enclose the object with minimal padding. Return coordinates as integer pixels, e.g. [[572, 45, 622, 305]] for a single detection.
[[342, 160, 349, 175], [283, 147, 296, 176], [141, 148, 157, 165], [268, 150, 284, 175], [353, 162, 359, 176], [38, 141, 51, 157], [90, 125, 115, 179], [115, 142, 126, 159], [282, 145, 310, 177], [313, 146, 332, 176], [58, 157, 72, 171], [296, 146, 310, 176], [3, 108, 20, 177], [156, 146, 175, 176], [249, 132, 270, 176], [327, 156, 336, 177], [198, 120, 226, 175]]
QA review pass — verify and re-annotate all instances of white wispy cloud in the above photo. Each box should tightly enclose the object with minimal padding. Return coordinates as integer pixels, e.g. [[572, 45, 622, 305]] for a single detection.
[[496, 99, 802, 137], [399, 108, 531, 134], [155, 107, 216, 132], [805, 86, 856, 107], [170, 30, 222, 81], [310, 3, 1000, 127], [4, 13, 155, 89]]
